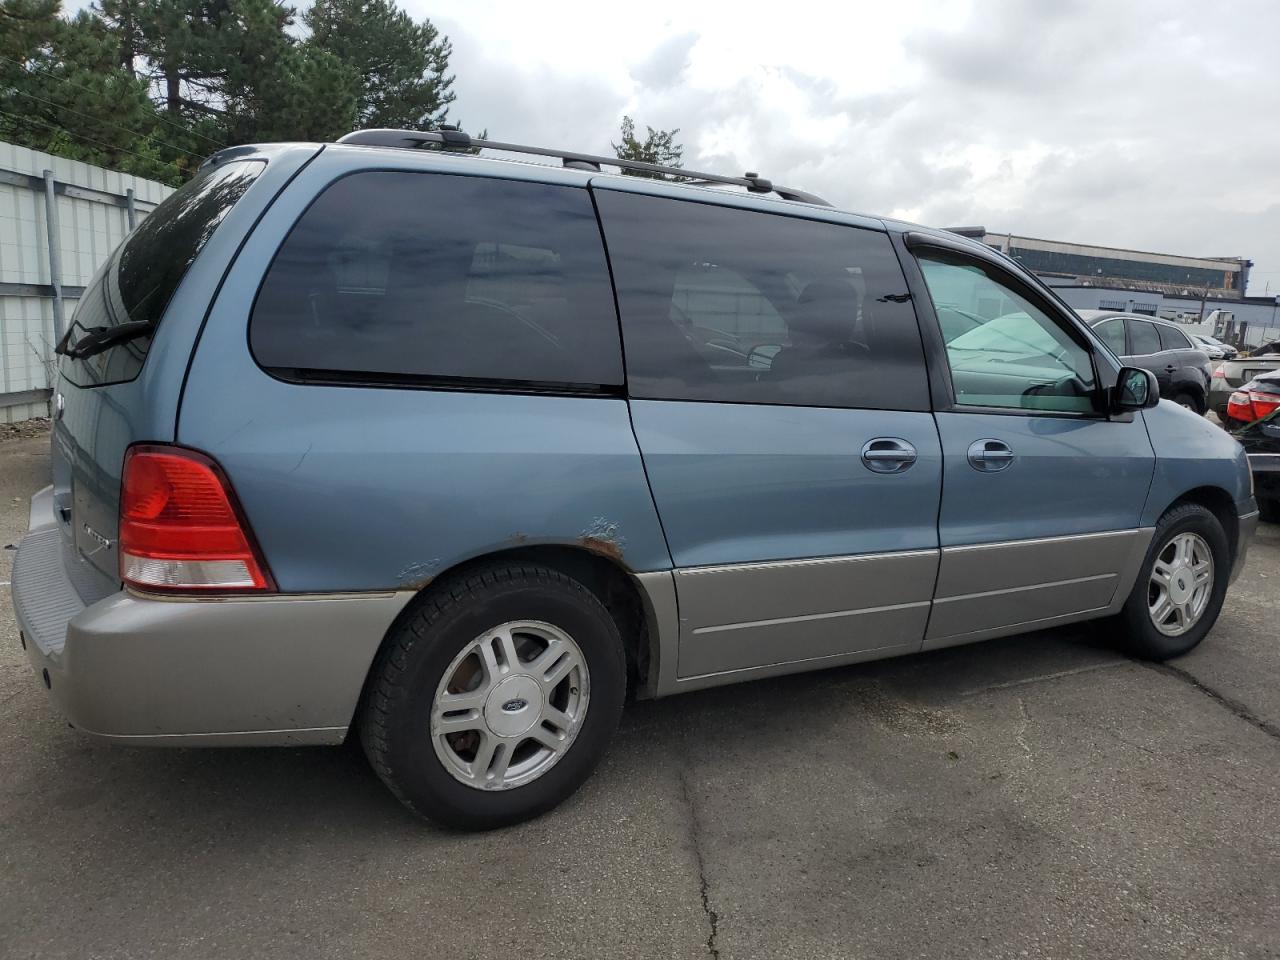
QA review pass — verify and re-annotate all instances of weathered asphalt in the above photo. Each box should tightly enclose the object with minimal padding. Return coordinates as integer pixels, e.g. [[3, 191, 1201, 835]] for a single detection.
[[1, 429, 1277, 960]]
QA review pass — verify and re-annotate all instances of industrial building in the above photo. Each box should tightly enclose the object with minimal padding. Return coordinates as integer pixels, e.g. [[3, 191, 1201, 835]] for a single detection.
[[950, 228, 1278, 348], [968, 231, 1251, 296]]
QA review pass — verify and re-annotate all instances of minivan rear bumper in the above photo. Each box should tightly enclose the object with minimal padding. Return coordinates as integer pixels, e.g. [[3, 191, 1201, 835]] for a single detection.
[[12, 488, 412, 746]]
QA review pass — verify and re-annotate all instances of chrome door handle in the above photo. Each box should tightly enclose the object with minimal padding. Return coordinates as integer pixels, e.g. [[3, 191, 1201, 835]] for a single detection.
[[967, 439, 1014, 472], [861, 438, 917, 474]]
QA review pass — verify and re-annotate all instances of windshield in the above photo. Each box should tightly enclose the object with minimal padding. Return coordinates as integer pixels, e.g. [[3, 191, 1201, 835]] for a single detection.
[[59, 160, 264, 387]]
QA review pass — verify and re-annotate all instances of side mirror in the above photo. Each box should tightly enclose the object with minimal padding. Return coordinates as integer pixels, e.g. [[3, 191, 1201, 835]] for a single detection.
[[1112, 366, 1160, 413]]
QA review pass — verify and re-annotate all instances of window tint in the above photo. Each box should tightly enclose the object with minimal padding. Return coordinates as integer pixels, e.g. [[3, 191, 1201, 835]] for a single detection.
[[251, 172, 621, 387], [1129, 319, 1162, 356], [1157, 323, 1191, 351], [59, 160, 264, 387], [917, 253, 1097, 414], [1095, 318, 1126, 355], [595, 190, 929, 410]]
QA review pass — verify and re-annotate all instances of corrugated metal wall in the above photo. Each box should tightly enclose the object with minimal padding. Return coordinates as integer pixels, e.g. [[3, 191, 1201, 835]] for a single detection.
[[0, 141, 173, 423]]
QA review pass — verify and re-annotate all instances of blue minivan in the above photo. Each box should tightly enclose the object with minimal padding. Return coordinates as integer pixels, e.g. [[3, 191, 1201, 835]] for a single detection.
[[12, 130, 1258, 828]]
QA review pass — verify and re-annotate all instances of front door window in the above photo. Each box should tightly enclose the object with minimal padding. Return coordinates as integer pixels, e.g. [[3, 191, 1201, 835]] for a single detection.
[[918, 253, 1097, 414]]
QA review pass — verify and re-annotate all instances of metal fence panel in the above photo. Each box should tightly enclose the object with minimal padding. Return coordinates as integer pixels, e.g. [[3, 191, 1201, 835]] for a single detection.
[[0, 140, 174, 423]]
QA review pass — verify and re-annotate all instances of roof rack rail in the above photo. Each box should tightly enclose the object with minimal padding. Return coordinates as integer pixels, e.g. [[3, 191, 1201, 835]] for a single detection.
[[336, 128, 831, 207]]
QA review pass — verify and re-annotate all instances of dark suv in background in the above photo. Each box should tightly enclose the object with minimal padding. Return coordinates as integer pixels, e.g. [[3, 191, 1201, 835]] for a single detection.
[[1078, 311, 1213, 413]]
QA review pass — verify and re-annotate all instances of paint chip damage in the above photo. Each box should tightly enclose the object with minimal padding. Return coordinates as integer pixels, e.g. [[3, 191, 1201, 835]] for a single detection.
[[580, 516, 626, 561]]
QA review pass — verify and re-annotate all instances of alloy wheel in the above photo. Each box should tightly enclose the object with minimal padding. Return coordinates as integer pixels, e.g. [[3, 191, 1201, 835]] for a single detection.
[[431, 620, 590, 790], [1148, 532, 1214, 637]]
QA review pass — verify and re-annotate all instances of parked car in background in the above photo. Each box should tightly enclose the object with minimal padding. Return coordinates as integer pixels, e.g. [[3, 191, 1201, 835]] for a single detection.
[[1226, 371, 1280, 522], [1210, 352, 1280, 419], [1077, 311, 1214, 412], [1225, 369, 1280, 427], [11, 131, 1258, 829], [1191, 333, 1237, 361]]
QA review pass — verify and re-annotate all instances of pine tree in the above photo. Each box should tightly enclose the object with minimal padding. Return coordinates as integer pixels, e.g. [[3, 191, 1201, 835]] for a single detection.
[[303, 0, 454, 130], [1, 0, 461, 181], [0, 0, 181, 181], [612, 115, 683, 177]]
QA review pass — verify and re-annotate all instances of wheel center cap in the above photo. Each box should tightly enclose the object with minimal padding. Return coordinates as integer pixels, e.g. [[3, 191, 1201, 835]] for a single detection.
[[484, 675, 542, 738], [1168, 564, 1193, 604]]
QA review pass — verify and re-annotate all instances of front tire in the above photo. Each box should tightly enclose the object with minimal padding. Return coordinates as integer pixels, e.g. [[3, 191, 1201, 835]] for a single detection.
[[360, 562, 627, 830], [1107, 503, 1229, 659]]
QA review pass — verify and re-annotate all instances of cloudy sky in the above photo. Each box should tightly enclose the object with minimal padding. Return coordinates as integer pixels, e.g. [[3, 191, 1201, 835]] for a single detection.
[[416, 0, 1280, 296]]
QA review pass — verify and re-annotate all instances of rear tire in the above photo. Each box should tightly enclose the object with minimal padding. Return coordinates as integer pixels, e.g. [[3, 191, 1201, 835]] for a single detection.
[[1173, 391, 1202, 414], [360, 562, 627, 830], [1106, 503, 1229, 660], [1259, 498, 1280, 524]]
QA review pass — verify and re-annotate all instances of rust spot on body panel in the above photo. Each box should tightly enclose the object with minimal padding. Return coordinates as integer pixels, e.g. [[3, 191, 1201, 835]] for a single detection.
[[397, 558, 441, 590], [579, 516, 626, 561], [580, 535, 625, 562]]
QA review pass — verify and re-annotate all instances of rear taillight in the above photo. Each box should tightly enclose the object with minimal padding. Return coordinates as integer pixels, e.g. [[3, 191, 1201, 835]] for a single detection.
[[119, 445, 274, 592], [1226, 390, 1280, 424], [1252, 392, 1280, 421], [1227, 391, 1254, 422], [1212, 366, 1225, 378]]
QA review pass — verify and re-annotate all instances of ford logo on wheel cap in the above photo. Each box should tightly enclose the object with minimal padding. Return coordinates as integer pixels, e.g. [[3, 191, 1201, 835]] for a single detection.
[[501, 698, 529, 713]]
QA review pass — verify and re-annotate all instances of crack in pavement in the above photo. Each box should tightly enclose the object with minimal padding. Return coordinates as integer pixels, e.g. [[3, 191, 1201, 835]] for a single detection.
[[677, 754, 721, 959], [960, 660, 1127, 697], [1014, 696, 1032, 758], [1146, 662, 1280, 741]]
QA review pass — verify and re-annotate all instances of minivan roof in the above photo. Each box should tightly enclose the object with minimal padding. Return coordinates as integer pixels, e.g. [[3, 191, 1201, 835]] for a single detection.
[[333, 127, 835, 205], [201, 134, 1003, 262]]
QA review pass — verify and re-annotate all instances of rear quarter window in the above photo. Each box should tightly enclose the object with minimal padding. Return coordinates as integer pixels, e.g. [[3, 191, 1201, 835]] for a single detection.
[[58, 160, 265, 387], [249, 171, 622, 389], [1129, 319, 1162, 356], [1157, 324, 1192, 351]]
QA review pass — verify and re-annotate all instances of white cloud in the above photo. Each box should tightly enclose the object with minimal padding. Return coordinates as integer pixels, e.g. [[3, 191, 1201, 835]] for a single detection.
[[420, 0, 1279, 292]]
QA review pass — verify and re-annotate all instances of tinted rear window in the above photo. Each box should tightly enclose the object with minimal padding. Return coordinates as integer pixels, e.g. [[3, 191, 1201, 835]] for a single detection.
[[595, 190, 929, 410], [59, 160, 264, 387], [250, 172, 622, 388], [1157, 323, 1191, 351], [1129, 319, 1162, 355]]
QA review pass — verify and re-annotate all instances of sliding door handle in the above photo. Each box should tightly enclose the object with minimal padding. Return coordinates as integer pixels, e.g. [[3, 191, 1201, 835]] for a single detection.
[[967, 439, 1014, 472], [861, 438, 917, 474]]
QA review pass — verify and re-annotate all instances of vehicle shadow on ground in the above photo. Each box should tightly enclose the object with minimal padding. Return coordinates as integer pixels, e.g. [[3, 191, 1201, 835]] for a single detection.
[[19, 622, 1122, 844]]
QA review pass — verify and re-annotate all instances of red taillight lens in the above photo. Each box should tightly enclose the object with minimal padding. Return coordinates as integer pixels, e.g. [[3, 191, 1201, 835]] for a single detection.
[[1212, 366, 1225, 378], [1227, 391, 1255, 422], [1227, 390, 1280, 424], [1250, 392, 1280, 420], [119, 445, 273, 592]]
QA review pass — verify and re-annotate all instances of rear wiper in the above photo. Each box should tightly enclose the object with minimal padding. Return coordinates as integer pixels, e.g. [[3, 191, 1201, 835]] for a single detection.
[[56, 320, 154, 360]]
